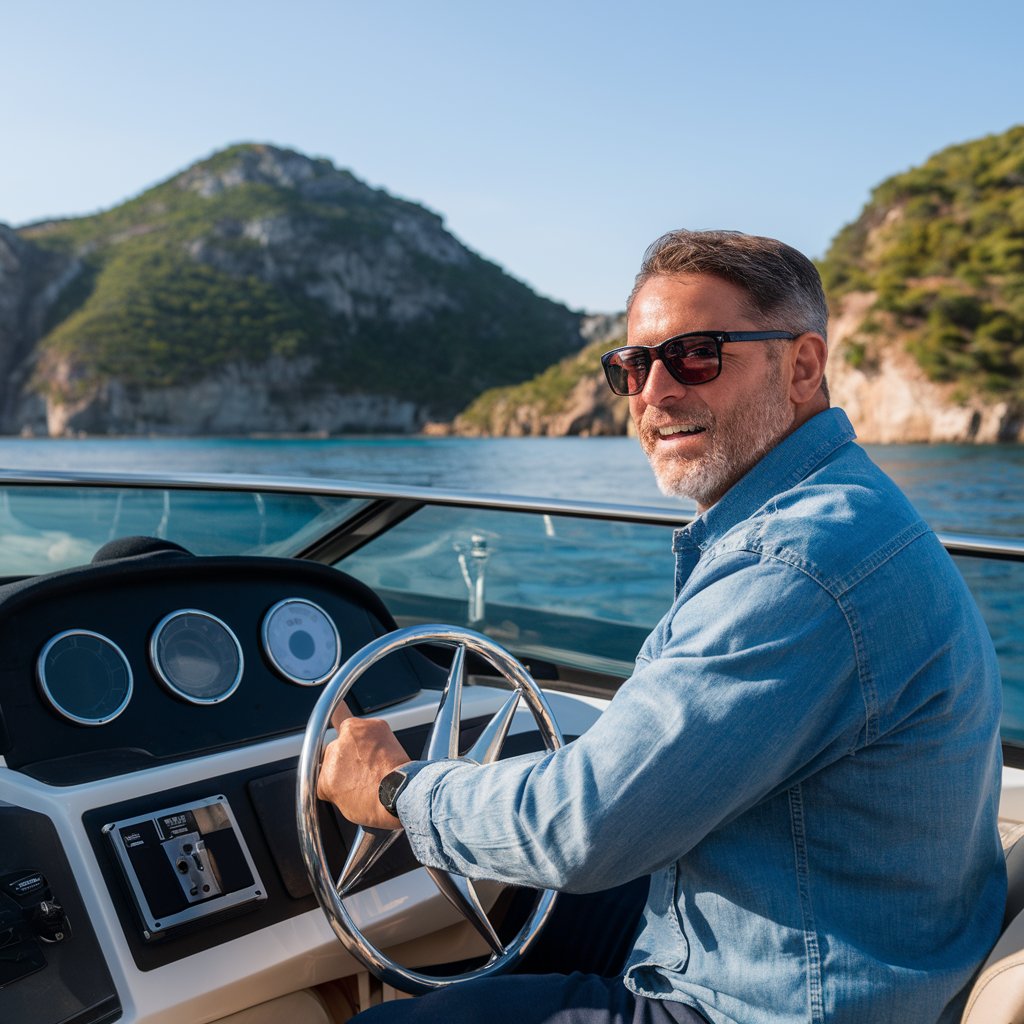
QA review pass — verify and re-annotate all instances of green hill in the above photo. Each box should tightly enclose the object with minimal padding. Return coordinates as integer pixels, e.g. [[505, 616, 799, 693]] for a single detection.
[[449, 315, 628, 436], [819, 124, 1024, 398], [16, 143, 583, 433]]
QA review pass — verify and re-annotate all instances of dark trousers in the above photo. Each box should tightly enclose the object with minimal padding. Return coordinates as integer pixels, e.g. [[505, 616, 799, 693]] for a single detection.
[[353, 878, 708, 1024], [355, 972, 707, 1024]]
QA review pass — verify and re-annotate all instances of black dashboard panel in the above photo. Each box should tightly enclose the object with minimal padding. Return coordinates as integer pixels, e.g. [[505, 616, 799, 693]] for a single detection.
[[83, 755, 335, 970], [0, 548, 442, 782]]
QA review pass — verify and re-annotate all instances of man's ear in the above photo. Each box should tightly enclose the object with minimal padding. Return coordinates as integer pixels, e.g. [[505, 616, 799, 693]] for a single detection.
[[787, 333, 828, 405]]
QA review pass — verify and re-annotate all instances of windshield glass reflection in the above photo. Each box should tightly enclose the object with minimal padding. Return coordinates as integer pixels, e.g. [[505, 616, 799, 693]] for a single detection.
[[339, 504, 676, 679], [0, 485, 366, 574]]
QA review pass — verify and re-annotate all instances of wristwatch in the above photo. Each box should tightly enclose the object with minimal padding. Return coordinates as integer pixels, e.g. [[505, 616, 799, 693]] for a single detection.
[[378, 760, 430, 817]]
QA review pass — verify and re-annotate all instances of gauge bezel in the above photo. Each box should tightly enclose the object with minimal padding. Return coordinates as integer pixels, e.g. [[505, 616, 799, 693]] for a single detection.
[[37, 628, 134, 726], [149, 609, 244, 705], [260, 597, 341, 687]]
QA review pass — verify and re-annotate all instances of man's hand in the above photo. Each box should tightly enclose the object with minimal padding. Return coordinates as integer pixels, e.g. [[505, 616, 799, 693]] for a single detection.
[[316, 700, 411, 830]]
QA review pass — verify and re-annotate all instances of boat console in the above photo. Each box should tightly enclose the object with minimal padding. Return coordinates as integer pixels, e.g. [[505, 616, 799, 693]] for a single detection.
[[0, 539, 577, 1023]]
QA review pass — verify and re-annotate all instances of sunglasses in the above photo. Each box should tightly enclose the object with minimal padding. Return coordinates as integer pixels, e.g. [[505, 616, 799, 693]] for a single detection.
[[600, 331, 797, 396]]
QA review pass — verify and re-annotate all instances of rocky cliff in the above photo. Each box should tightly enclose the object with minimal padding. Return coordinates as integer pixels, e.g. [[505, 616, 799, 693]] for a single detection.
[[0, 226, 79, 433], [826, 292, 1023, 442], [7, 144, 584, 436], [820, 124, 1024, 441]]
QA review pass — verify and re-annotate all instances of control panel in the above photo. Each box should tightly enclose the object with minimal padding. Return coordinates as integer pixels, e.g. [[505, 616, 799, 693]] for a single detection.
[[104, 795, 265, 941]]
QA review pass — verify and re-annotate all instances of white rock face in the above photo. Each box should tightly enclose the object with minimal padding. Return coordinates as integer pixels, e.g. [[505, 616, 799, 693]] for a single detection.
[[827, 292, 1023, 443], [45, 355, 426, 436], [0, 225, 72, 434], [179, 146, 324, 197], [391, 212, 468, 266], [580, 312, 626, 346], [300, 245, 457, 323]]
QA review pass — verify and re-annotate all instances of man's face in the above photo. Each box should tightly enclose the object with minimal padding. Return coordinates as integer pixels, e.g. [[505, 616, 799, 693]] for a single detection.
[[627, 273, 796, 510]]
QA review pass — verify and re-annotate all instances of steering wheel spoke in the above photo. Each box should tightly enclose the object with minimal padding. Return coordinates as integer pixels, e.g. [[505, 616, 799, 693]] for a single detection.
[[424, 866, 505, 957], [464, 690, 521, 765], [424, 643, 466, 760], [336, 824, 404, 896]]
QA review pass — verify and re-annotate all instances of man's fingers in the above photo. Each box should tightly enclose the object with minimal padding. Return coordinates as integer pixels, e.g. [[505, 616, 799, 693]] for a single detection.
[[316, 758, 331, 801], [331, 698, 354, 732], [316, 715, 412, 828]]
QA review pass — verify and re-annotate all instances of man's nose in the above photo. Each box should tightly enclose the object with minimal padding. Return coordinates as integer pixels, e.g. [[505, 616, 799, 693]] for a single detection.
[[640, 354, 687, 403]]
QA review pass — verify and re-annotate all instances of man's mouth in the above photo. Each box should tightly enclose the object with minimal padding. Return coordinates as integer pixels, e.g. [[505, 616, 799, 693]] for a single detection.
[[657, 424, 707, 438]]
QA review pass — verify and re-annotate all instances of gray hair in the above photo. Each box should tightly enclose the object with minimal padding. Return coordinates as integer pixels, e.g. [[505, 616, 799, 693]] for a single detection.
[[628, 229, 829, 342]]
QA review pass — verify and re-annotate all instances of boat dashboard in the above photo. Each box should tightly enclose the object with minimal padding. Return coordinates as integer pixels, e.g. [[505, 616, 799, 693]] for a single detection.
[[2, 545, 427, 781], [0, 538, 603, 1024]]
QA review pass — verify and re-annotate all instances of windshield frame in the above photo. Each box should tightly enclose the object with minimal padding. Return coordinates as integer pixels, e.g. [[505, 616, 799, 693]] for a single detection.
[[0, 465, 1019, 562]]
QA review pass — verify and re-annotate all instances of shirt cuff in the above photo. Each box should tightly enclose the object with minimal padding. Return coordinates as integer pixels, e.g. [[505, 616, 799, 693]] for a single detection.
[[395, 758, 469, 869]]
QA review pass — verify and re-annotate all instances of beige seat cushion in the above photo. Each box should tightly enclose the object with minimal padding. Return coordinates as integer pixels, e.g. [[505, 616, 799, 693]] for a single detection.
[[960, 828, 1024, 1023], [214, 989, 333, 1024], [961, 917, 1024, 1023], [1004, 822, 1024, 926]]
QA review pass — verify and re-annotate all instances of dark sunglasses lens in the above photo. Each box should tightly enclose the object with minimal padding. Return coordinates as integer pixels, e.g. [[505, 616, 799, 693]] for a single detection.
[[663, 337, 721, 385], [603, 349, 650, 395]]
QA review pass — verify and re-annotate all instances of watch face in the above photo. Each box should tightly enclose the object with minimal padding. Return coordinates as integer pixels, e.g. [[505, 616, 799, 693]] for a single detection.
[[378, 769, 408, 815]]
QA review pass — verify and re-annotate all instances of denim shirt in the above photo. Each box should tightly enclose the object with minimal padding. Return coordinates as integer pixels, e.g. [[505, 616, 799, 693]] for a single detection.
[[399, 408, 1006, 1024]]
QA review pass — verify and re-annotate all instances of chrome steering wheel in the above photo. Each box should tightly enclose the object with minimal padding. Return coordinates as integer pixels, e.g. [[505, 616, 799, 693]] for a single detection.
[[297, 624, 564, 995]]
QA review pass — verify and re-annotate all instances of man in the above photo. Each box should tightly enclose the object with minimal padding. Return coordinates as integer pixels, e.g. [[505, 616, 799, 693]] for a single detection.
[[318, 230, 1006, 1024]]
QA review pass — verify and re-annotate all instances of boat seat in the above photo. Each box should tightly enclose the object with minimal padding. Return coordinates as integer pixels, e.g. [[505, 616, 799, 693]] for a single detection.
[[960, 821, 1024, 1023], [212, 989, 333, 1024]]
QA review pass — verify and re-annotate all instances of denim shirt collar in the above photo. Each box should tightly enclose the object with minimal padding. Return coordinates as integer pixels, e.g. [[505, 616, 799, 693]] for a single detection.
[[672, 408, 857, 559]]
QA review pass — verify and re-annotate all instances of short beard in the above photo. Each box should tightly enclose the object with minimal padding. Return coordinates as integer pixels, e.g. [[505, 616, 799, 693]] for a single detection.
[[640, 364, 794, 509]]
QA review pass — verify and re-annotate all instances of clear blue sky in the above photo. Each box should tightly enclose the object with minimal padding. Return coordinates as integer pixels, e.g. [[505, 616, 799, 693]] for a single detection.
[[1, 0, 1021, 312]]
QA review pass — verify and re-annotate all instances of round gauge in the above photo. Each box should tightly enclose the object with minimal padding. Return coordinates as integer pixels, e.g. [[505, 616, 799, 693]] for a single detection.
[[150, 610, 243, 705], [37, 630, 133, 726], [261, 598, 341, 686]]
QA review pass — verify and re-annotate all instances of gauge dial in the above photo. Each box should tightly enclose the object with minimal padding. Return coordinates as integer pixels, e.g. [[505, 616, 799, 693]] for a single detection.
[[150, 610, 243, 705], [261, 598, 341, 686], [37, 630, 133, 726]]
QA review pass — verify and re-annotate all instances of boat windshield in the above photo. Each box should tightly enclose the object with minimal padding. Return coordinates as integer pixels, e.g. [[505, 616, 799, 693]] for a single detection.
[[338, 503, 676, 679], [0, 481, 367, 575], [0, 474, 1021, 750]]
